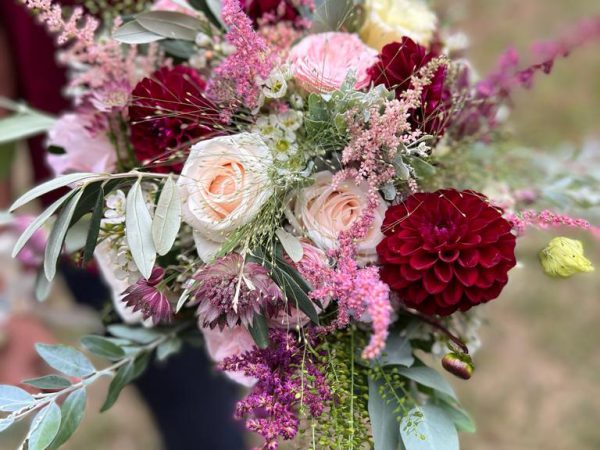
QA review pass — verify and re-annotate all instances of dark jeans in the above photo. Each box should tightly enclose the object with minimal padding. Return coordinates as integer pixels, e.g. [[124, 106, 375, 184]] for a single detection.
[[62, 265, 246, 450]]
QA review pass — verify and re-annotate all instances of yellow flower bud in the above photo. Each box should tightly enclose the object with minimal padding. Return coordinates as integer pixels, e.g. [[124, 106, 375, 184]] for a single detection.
[[539, 237, 595, 278]]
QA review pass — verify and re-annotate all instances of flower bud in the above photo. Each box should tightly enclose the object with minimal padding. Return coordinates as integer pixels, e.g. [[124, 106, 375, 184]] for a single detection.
[[442, 352, 474, 380], [539, 237, 594, 278]]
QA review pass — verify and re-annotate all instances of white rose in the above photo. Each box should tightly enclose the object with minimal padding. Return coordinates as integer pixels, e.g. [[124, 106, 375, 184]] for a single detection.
[[360, 0, 438, 51], [284, 171, 387, 265], [177, 133, 273, 262]]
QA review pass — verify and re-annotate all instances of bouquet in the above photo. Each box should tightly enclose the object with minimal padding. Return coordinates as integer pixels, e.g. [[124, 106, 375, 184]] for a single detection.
[[1, 0, 599, 448]]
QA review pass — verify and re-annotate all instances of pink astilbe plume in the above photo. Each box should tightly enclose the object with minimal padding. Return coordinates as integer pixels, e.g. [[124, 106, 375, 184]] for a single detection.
[[507, 209, 600, 238], [206, 0, 275, 112]]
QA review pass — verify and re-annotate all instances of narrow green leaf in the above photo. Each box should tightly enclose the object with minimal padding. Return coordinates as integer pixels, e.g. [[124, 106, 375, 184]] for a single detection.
[[28, 402, 62, 450], [9, 173, 95, 212], [396, 365, 457, 400], [0, 416, 14, 432], [368, 377, 401, 450], [44, 188, 85, 281], [107, 325, 161, 344], [0, 385, 34, 412], [81, 336, 125, 360], [113, 20, 165, 44], [275, 228, 304, 263], [248, 314, 269, 349], [157, 338, 182, 362], [12, 190, 72, 258], [35, 344, 96, 378], [136, 11, 204, 40], [34, 267, 53, 302], [126, 180, 156, 279], [0, 111, 56, 145], [83, 187, 105, 262], [273, 261, 319, 324], [160, 39, 197, 59], [152, 175, 181, 256], [131, 352, 152, 380], [23, 375, 72, 390], [101, 361, 134, 412], [49, 389, 86, 449], [400, 404, 459, 450]]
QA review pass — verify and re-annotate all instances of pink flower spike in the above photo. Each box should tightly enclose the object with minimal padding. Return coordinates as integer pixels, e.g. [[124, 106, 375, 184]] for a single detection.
[[122, 268, 173, 325]]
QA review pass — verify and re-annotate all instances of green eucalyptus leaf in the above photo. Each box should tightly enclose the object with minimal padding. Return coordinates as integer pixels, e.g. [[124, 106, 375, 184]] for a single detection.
[[0, 385, 34, 412], [136, 11, 205, 41], [9, 173, 96, 212], [113, 20, 165, 44], [396, 365, 457, 400], [248, 314, 269, 349], [157, 338, 183, 362], [378, 331, 415, 368], [0, 111, 56, 145], [81, 336, 126, 360], [12, 190, 72, 258], [152, 175, 181, 256], [400, 404, 459, 450], [126, 180, 156, 279], [35, 344, 96, 378], [83, 187, 105, 262], [35, 267, 53, 302], [107, 324, 161, 344], [437, 398, 476, 434], [28, 401, 62, 450], [49, 389, 87, 449], [368, 377, 401, 450], [44, 188, 85, 281], [101, 361, 134, 412], [23, 375, 72, 390]]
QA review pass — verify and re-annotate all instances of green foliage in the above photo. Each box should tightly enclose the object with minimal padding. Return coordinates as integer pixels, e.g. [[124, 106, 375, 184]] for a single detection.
[[126, 179, 157, 279], [248, 314, 270, 349], [400, 404, 459, 450]]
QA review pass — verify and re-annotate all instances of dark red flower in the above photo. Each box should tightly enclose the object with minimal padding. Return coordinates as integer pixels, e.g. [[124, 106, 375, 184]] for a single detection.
[[376, 189, 516, 316], [128, 65, 220, 173], [367, 37, 452, 136], [122, 267, 173, 324], [240, 0, 301, 27]]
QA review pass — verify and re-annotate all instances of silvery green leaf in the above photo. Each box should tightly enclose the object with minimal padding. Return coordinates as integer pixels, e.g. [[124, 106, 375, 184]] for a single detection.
[[23, 375, 72, 390], [0, 385, 34, 412], [64, 214, 91, 254], [35, 344, 96, 378], [101, 361, 134, 412], [136, 11, 204, 41], [368, 378, 401, 450], [27, 402, 62, 450], [396, 366, 457, 400], [81, 336, 125, 360], [189, 0, 224, 28], [0, 111, 56, 145], [275, 228, 304, 263], [400, 404, 459, 450], [44, 188, 85, 281], [0, 416, 14, 432], [126, 180, 156, 279], [9, 173, 96, 212], [113, 20, 165, 44], [35, 268, 52, 302], [48, 389, 86, 449], [12, 190, 71, 258], [381, 183, 397, 201], [176, 286, 193, 313], [157, 338, 183, 362], [378, 331, 414, 367], [439, 401, 476, 434], [107, 324, 161, 344], [152, 175, 181, 256]]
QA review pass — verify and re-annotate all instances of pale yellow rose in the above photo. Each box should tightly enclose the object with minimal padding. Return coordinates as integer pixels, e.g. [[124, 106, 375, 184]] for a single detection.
[[284, 171, 386, 265], [360, 0, 438, 51], [178, 133, 273, 262]]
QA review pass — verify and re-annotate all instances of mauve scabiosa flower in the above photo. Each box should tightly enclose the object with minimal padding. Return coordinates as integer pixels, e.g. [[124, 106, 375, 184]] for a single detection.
[[191, 253, 283, 329], [377, 190, 517, 316], [128, 65, 220, 172], [367, 37, 451, 136], [122, 267, 173, 324]]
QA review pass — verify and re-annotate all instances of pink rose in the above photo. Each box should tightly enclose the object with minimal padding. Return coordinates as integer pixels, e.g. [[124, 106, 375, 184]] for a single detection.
[[288, 32, 377, 93], [201, 326, 257, 387], [284, 171, 386, 265], [152, 0, 195, 14], [47, 114, 117, 176]]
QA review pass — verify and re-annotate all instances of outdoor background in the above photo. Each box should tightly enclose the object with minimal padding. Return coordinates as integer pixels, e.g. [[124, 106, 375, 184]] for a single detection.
[[1, 0, 599, 448]]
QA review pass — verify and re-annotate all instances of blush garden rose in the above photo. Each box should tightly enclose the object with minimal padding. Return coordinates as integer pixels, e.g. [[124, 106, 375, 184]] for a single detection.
[[178, 133, 274, 261]]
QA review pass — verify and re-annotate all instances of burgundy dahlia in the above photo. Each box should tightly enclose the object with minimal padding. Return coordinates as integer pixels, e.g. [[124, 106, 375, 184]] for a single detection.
[[376, 190, 517, 316], [128, 65, 220, 172], [122, 267, 173, 324], [240, 0, 301, 27], [367, 37, 451, 136]]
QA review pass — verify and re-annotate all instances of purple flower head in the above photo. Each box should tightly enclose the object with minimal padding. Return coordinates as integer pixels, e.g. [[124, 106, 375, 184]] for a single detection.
[[192, 253, 283, 329], [122, 267, 173, 324]]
